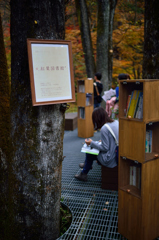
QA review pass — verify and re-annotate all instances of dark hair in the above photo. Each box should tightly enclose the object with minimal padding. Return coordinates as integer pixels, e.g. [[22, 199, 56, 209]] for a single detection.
[[95, 72, 102, 80], [92, 107, 113, 130], [118, 73, 130, 80]]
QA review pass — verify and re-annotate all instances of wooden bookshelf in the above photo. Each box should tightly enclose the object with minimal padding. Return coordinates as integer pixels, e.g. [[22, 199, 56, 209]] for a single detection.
[[118, 79, 159, 240], [77, 79, 94, 138]]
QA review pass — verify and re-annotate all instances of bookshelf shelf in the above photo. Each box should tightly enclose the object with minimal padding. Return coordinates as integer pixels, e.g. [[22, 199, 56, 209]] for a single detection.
[[118, 79, 159, 240], [120, 185, 141, 199], [145, 152, 159, 161], [120, 116, 143, 122], [77, 79, 94, 138]]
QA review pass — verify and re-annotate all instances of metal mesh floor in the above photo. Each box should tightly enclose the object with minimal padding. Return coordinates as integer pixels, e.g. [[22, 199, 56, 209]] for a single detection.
[[58, 128, 159, 240]]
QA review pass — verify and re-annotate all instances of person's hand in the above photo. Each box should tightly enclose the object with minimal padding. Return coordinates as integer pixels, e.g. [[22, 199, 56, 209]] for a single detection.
[[85, 138, 92, 145]]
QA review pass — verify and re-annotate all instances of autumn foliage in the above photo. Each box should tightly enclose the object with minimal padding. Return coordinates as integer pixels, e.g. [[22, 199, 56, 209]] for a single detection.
[[65, 0, 144, 86], [2, 0, 144, 86]]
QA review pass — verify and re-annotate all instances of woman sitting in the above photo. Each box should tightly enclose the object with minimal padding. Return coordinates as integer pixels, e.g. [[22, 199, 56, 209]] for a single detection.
[[75, 107, 119, 182]]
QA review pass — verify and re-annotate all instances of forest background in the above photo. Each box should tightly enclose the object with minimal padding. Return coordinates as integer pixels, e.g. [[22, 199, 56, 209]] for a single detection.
[[1, 0, 144, 105]]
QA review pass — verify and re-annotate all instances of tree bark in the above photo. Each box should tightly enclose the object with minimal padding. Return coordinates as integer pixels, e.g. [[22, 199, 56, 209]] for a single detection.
[[143, 0, 159, 79], [96, 0, 117, 93], [0, 13, 13, 240], [75, 0, 96, 78], [10, 1, 65, 239], [108, 0, 117, 87]]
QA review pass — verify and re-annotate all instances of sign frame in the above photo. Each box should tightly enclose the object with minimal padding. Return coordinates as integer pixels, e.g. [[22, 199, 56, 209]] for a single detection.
[[27, 39, 75, 106]]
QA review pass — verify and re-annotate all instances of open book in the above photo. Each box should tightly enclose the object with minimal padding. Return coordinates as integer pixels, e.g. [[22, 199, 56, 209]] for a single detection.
[[81, 141, 101, 155]]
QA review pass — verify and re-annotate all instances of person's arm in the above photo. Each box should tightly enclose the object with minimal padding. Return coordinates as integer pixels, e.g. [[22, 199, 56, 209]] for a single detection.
[[97, 82, 103, 94], [90, 127, 110, 152]]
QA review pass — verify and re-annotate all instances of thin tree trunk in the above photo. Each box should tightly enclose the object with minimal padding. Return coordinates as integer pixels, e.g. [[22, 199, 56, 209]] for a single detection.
[[143, 0, 159, 79], [10, 1, 65, 239], [75, 0, 95, 78], [108, 0, 117, 87]]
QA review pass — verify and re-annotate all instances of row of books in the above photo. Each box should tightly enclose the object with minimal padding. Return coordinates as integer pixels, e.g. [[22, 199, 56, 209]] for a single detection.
[[129, 165, 141, 189], [126, 90, 143, 119], [145, 130, 152, 153], [79, 107, 85, 119], [86, 93, 93, 106], [78, 84, 85, 93]]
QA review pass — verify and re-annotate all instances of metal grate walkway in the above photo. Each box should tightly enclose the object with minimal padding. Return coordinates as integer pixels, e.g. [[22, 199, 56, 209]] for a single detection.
[[58, 128, 158, 240]]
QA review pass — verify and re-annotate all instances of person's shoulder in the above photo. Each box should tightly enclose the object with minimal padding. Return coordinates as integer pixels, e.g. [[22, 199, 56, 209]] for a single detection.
[[101, 123, 110, 133], [108, 120, 119, 127], [97, 81, 103, 86], [101, 124, 107, 132], [113, 120, 119, 128]]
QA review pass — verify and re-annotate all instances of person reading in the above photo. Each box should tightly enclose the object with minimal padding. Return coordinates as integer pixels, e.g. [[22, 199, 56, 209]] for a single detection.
[[75, 107, 119, 182]]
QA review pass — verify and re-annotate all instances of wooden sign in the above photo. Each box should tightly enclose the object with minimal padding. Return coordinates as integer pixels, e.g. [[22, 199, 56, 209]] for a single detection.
[[27, 39, 75, 106]]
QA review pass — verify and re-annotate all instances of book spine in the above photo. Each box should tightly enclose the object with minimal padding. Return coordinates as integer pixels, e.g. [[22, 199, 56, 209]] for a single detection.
[[127, 90, 137, 118], [139, 96, 143, 119], [136, 166, 141, 189], [80, 107, 85, 119], [138, 167, 141, 190], [130, 166, 133, 185], [126, 95, 131, 116], [132, 90, 140, 118], [145, 131, 149, 153], [135, 97, 141, 118], [132, 166, 136, 186], [126, 91, 134, 117], [134, 91, 142, 118], [149, 130, 152, 153]]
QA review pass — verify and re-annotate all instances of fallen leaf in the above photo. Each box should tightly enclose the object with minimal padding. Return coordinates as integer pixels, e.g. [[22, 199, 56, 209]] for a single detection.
[[103, 208, 107, 211]]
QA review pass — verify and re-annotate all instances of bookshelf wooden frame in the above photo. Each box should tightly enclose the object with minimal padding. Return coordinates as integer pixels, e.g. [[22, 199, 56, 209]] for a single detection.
[[77, 79, 94, 138], [118, 79, 159, 240]]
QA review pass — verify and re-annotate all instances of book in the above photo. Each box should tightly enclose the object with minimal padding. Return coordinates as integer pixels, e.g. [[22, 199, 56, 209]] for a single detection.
[[79, 107, 85, 119], [127, 90, 141, 118], [136, 166, 141, 190], [79, 84, 85, 93], [129, 166, 133, 185], [126, 95, 131, 116], [134, 91, 143, 118], [102, 88, 116, 102], [145, 131, 150, 153], [132, 91, 142, 118], [130, 164, 141, 189], [126, 91, 133, 117], [145, 130, 153, 153], [134, 92, 143, 119], [81, 141, 101, 155], [132, 166, 137, 186], [86, 93, 92, 106], [149, 130, 152, 152], [137, 95, 143, 119]]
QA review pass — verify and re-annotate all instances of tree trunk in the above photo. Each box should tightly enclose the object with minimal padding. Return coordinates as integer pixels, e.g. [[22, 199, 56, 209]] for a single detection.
[[75, 0, 117, 96], [75, 0, 96, 78], [96, 0, 117, 93], [10, 1, 65, 239], [143, 0, 159, 78], [108, 0, 117, 87], [0, 13, 13, 240]]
